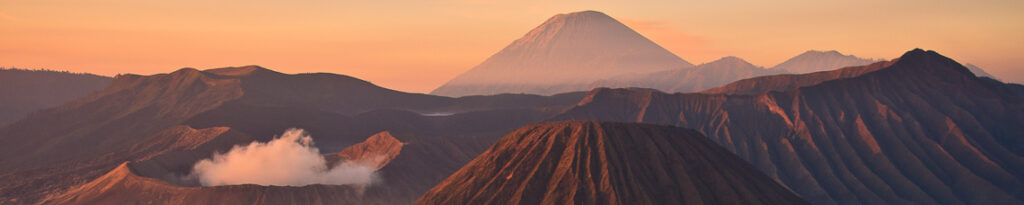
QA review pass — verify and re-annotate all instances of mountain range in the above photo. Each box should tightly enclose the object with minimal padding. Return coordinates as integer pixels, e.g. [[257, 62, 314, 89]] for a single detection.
[[0, 48, 1018, 205], [589, 56, 785, 93], [0, 9, 1020, 205], [555, 49, 1024, 204], [0, 66, 585, 203]]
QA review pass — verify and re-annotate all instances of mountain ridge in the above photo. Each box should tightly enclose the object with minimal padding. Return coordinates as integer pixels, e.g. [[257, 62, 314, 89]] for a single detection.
[[0, 68, 112, 126], [589, 56, 784, 93], [555, 49, 1024, 204]]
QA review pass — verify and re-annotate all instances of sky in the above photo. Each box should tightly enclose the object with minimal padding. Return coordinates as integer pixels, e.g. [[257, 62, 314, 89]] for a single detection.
[[1, 0, 1021, 93]]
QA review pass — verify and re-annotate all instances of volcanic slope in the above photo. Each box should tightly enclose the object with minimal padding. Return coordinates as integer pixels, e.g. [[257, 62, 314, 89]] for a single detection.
[[42, 131, 497, 205], [555, 49, 1024, 205], [430, 10, 691, 97], [416, 121, 808, 205]]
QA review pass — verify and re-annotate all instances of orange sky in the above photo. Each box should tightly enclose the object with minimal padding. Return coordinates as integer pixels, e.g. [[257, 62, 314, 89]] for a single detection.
[[2, 0, 1022, 93]]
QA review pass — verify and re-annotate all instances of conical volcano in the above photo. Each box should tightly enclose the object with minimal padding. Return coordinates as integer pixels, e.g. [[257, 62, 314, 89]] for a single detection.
[[416, 121, 808, 205], [431, 10, 691, 97]]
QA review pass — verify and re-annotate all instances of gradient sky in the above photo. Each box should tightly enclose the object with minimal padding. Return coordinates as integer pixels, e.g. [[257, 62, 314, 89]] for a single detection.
[[2, 0, 1021, 93]]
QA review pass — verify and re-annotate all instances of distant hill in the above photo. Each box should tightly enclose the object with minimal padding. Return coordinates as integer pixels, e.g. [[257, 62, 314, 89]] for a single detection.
[[703, 59, 897, 95], [430, 10, 691, 97], [417, 121, 808, 205], [0, 68, 110, 125], [964, 63, 996, 79], [771, 50, 880, 74], [590, 56, 785, 93]]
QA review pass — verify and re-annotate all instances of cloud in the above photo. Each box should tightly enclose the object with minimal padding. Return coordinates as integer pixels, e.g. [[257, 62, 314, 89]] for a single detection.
[[191, 128, 377, 187]]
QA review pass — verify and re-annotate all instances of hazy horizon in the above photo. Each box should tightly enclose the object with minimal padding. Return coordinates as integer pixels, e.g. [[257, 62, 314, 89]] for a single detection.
[[2, 0, 1022, 93]]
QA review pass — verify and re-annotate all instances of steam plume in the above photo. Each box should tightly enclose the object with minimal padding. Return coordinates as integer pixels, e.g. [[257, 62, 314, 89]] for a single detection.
[[191, 128, 376, 186]]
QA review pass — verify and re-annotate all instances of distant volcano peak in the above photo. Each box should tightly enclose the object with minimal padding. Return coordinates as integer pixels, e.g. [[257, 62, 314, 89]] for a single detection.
[[430, 10, 691, 97], [771, 49, 879, 74]]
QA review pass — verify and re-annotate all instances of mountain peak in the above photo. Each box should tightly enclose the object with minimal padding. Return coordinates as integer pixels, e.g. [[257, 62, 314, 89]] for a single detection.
[[203, 65, 278, 77], [705, 56, 756, 68], [886, 48, 975, 78], [550, 10, 612, 21], [803, 50, 842, 56], [430, 11, 691, 97], [772, 49, 879, 74]]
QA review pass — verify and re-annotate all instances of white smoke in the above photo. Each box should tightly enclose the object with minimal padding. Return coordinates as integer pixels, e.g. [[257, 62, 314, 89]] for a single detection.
[[191, 128, 377, 187]]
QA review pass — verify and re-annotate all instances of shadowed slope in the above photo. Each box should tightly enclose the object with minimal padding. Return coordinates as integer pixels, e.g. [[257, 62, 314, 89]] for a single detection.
[[416, 121, 808, 205], [556, 49, 1024, 205], [0, 69, 111, 126]]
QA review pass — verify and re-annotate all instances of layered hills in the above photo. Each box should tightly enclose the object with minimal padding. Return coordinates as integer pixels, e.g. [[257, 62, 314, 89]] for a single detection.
[[0, 68, 110, 126], [702, 59, 898, 95], [416, 121, 808, 205], [430, 10, 691, 97], [555, 49, 1024, 204], [590, 56, 784, 93], [0, 66, 584, 203]]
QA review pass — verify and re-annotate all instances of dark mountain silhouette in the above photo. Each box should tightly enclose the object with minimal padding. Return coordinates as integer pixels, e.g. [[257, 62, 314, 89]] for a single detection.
[[1010, 83, 1024, 96], [0, 68, 110, 126], [555, 49, 1024, 204], [0, 65, 585, 203], [590, 56, 784, 93], [431, 10, 691, 97], [416, 121, 808, 205], [771, 50, 879, 74]]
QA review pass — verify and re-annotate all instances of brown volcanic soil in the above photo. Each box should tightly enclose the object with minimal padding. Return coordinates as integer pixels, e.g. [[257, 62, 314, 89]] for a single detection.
[[38, 162, 373, 205], [555, 49, 1024, 204], [0, 66, 583, 203], [330, 131, 405, 169], [42, 131, 494, 205], [416, 121, 808, 205]]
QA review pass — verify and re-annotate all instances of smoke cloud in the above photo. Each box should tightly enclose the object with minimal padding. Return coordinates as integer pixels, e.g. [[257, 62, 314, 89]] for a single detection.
[[191, 128, 377, 187]]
